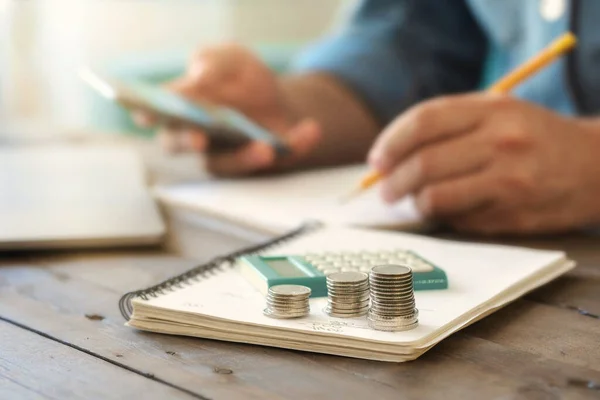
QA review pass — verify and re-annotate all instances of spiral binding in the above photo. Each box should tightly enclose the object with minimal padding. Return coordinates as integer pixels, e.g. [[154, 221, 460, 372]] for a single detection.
[[119, 220, 322, 320]]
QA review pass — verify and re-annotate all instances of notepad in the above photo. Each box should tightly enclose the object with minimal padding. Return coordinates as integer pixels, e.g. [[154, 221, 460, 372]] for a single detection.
[[121, 225, 575, 362], [0, 145, 165, 250], [154, 164, 424, 235]]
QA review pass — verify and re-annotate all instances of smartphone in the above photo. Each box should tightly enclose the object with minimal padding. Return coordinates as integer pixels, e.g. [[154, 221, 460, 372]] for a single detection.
[[78, 67, 290, 155]]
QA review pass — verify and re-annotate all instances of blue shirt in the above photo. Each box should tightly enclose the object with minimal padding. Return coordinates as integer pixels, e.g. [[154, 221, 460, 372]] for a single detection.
[[292, 0, 600, 126]]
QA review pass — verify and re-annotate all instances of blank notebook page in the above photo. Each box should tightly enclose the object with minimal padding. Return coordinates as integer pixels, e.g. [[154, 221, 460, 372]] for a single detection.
[[154, 164, 422, 234], [0, 145, 165, 249]]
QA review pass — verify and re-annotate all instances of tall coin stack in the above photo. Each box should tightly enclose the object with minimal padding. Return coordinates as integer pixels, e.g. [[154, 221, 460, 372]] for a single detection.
[[263, 285, 311, 319], [324, 271, 370, 318], [368, 265, 419, 331]]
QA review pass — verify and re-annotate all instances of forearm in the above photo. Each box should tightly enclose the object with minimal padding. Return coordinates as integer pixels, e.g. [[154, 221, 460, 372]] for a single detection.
[[280, 73, 380, 169], [573, 118, 600, 227]]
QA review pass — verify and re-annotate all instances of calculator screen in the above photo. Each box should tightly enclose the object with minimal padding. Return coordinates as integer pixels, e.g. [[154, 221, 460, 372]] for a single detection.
[[266, 259, 306, 278]]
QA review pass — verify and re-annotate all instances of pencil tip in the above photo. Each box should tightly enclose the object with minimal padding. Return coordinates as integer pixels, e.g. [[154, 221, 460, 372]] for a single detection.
[[338, 188, 361, 204]]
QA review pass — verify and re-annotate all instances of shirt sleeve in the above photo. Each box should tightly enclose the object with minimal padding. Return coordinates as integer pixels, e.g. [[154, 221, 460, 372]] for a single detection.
[[290, 0, 488, 126]]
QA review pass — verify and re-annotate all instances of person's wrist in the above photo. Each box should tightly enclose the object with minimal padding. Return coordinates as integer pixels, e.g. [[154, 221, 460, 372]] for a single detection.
[[571, 118, 600, 227]]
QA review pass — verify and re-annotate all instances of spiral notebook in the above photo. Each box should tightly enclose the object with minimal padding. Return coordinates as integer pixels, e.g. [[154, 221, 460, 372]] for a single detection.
[[120, 223, 575, 362], [153, 164, 425, 236]]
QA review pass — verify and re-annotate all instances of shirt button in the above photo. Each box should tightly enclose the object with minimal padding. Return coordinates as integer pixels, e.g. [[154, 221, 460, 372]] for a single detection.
[[540, 0, 566, 22]]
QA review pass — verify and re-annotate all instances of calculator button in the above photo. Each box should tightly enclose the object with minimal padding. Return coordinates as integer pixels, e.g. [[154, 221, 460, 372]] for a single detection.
[[322, 268, 339, 275], [318, 262, 336, 270], [414, 260, 433, 272], [359, 251, 377, 259]]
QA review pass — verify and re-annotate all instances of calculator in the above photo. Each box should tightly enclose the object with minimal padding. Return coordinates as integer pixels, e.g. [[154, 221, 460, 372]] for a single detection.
[[238, 249, 448, 298]]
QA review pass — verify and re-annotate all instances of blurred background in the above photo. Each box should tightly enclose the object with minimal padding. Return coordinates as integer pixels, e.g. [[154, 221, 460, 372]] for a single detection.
[[1, 0, 348, 137]]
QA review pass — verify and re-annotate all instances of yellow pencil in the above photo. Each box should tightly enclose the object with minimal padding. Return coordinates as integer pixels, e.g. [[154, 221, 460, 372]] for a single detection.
[[342, 31, 577, 203]]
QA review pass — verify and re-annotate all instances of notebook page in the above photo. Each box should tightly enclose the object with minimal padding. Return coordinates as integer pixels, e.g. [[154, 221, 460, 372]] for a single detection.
[[135, 227, 569, 347], [0, 146, 165, 248], [154, 164, 422, 235]]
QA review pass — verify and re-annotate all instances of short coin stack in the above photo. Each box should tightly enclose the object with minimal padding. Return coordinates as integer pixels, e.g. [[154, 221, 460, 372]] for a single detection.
[[368, 265, 419, 331], [324, 271, 370, 318], [263, 284, 311, 319]]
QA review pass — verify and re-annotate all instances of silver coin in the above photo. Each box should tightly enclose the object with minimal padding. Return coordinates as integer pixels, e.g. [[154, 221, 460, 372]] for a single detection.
[[367, 316, 418, 327], [327, 284, 370, 291], [328, 294, 371, 303], [327, 287, 370, 295], [370, 289, 413, 296], [326, 303, 370, 311], [327, 284, 369, 293], [370, 297, 415, 308], [370, 293, 414, 301], [369, 273, 413, 281], [369, 308, 415, 317], [369, 286, 414, 295], [268, 284, 311, 297], [369, 282, 413, 290], [264, 308, 310, 319], [370, 284, 413, 291], [323, 308, 369, 318], [370, 276, 413, 283], [370, 300, 415, 309], [370, 264, 412, 277], [369, 277, 413, 286], [326, 300, 370, 310], [368, 320, 419, 332], [368, 308, 418, 320], [268, 304, 311, 312], [370, 298, 414, 306], [328, 292, 370, 300], [266, 294, 310, 302], [327, 282, 369, 289], [266, 303, 310, 310], [264, 305, 310, 313], [327, 271, 368, 284], [328, 297, 371, 304], [326, 311, 369, 318]]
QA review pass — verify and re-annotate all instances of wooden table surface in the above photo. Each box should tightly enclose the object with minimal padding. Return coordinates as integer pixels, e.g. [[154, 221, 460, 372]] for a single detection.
[[1, 133, 599, 400]]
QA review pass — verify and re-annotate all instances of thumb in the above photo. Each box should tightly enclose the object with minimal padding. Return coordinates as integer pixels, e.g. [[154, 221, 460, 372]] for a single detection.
[[281, 118, 322, 161], [164, 76, 201, 97]]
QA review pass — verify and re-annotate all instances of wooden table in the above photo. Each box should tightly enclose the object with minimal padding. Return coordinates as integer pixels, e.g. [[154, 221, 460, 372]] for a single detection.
[[1, 132, 599, 400]]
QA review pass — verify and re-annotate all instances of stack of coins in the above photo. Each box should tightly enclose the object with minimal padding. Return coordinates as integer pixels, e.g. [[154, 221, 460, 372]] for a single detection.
[[324, 271, 370, 318], [263, 285, 311, 319], [368, 265, 419, 331]]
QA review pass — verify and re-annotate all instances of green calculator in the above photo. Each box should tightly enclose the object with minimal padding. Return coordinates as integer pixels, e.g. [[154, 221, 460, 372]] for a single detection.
[[238, 249, 448, 298]]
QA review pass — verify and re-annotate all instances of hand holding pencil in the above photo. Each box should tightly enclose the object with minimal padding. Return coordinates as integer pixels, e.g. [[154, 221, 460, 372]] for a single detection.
[[349, 31, 597, 235], [345, 32, 577, 202]]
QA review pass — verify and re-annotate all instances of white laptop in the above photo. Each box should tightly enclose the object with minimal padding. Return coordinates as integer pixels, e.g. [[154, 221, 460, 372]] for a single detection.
[[0, 145, 165, 250]]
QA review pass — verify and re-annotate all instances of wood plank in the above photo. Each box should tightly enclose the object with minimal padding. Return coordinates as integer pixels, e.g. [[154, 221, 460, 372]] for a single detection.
[[2, 251, 600, 400], [465, 299, 600, 370], [528, 276, 600, 317], [0, 320, 197, 400]]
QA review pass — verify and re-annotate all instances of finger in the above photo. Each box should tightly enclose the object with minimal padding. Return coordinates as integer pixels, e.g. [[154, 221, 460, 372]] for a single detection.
[[205, 141, 275, 176], [276, 118, 321, 167], [413, 171, 497, 218], [205, 118, 321, 176], [369, 92, 502, 172], [182, 129, 208, 152], [448, 206, 518, 236], [380, 128, 493, 203], [157, 129, 181, 154], [164, 67, 236, 110], [132, 110, 157, 127], [449, 202, 576, 236]]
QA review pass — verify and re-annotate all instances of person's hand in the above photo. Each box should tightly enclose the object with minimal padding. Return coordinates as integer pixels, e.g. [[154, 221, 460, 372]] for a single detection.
[[368, 93, 600, 235], [133, 43, 321, 176]]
